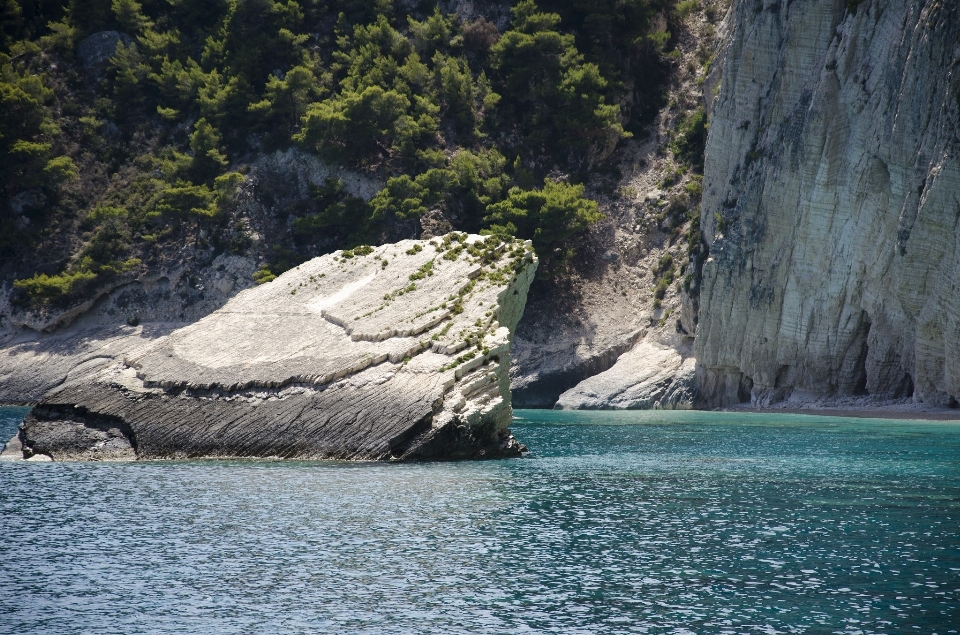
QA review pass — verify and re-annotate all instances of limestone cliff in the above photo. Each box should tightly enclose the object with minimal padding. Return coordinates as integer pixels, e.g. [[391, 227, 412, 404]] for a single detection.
[[8, 234, 537, 461], [696, 0, 960, 408]]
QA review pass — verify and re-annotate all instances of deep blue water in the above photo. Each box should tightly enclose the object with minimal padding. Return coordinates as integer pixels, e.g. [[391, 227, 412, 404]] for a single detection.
[[1, 406, 959, 634]]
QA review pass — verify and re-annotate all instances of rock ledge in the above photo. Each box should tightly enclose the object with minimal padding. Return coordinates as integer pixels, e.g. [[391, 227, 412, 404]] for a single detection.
[[11, 233, 537, 461]]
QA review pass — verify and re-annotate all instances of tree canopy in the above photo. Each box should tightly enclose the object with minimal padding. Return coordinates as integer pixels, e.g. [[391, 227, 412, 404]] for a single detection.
[[0, 0, 683, 305]]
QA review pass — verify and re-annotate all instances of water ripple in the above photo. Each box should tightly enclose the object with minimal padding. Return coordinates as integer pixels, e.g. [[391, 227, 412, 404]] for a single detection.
[[1, 408, 959, 634]]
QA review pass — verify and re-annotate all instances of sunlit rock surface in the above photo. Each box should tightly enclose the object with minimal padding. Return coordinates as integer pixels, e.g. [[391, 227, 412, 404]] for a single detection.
[[696, 0, 960, 408], [13, 234, 537, 461], [555, 340, 695, 411]]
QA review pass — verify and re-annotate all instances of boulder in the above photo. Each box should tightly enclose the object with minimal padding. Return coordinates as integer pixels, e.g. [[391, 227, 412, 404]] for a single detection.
[[13, 234, 537, 461], [555, 340, 695, 410], [77, 31, 130, 72]]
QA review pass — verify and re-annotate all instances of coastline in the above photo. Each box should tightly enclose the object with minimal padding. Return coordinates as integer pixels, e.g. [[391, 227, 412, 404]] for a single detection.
[[722, 404, 960, 422]]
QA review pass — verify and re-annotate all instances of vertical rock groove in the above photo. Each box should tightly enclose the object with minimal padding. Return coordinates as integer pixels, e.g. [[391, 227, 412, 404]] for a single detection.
[[696, 0, 960, 407]]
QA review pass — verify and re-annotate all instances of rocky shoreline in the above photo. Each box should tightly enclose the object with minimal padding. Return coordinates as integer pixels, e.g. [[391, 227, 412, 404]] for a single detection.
[[722, 402, 960, 422], [2, 234, 537, 461]]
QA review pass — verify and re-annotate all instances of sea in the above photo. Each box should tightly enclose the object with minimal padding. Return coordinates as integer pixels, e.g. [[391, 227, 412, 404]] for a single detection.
[[1, 406, 958, 634]]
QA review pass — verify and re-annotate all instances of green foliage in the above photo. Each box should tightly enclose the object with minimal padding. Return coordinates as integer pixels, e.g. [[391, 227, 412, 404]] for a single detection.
[[671, 108, 707, 171], [133, 167, 243, 223], [686, 208, 702, 259], [484, 179, 602, 268], [253, 265, 277, 284], [370, 148, 510, 231], [298, 85, 417, 163], [43, 155, 79, 183], [341, 244, 374, 258], [651, 250, 677, 304], [68, 0, 115, 34], [0, 0, 679, 303], [655, 253, 674, 276], [675, 0, 699, 19], [370, 174, 429, 219], [112, 0, 152, 32], [13, 270, 98, 302], [489, 0, 629, 165], [0, 51, 60, 196], [189, 118, 229, 182], [536, 0, 675, 127], [292, 177, 379, 248], [248, 63, 324, 134], [295, 12, 500, 166], [408, 258, 434, 280], [151, 183, 217, 218]]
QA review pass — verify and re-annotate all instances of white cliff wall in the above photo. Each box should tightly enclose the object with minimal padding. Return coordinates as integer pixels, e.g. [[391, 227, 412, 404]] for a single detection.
[[696, 0, 960, 407]]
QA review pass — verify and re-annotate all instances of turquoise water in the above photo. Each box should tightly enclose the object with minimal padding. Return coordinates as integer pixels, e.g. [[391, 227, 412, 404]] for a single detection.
[[1, 407, 959, 634]]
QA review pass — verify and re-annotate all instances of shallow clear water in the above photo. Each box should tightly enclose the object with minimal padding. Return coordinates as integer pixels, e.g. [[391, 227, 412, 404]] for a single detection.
[[1, 407, 959, 634]]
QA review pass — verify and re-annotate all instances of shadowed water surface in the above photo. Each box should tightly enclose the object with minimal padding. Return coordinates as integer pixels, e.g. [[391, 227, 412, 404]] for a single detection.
[[1, 407, 959, 634]]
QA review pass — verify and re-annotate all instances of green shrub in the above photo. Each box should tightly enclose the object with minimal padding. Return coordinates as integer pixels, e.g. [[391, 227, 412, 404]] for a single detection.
[[659, 165, 685, 188], [369, 148, 510, 230], [341, 245, 374, 258], [655, 253, 674, 275], [675, 1, 700, 19], [293, 178, 380, 248], [484, 179, 602, 268], [489, 0, 629, 165], [1, 0, 677, 297], [671, 108, 708, 171], [189, 118, 229, 183], [654, 277, 670, 300], [13, 270, 97, 302], [253, 265, 277, 284], [652, 249, 678, 302], [151, 183, 217, 218], [409, 259, 434, 280], [686, 211, 702, 258], [297, 85, 415, 164], [685, 176, 703, 197], [43, 155, 78, 183]]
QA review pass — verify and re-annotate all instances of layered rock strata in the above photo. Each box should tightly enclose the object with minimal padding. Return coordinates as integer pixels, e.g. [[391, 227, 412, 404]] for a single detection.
[[696, 0, 960, 407], [554, 340, 696, 411], [11, 234, 537, 461]]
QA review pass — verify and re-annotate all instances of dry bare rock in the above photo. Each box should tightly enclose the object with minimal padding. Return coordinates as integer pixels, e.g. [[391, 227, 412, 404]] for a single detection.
[[555, 340, 696, 411], [13, 234, 537, 461], [0, 322, 179, 404], [696, 0, 960, 408]]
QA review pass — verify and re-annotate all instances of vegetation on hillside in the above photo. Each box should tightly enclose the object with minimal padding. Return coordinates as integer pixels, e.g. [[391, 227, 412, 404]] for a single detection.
[[0, 0, 685, 307]]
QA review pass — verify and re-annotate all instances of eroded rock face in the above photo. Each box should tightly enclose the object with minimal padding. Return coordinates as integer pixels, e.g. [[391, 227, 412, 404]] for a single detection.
[[696, 0, 960, 408], [554, 340, 696, 411], [15, 234, 537, 461]]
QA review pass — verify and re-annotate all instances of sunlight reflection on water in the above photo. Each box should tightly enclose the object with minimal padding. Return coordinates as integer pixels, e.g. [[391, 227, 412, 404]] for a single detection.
[[1, 407, 958, 634]]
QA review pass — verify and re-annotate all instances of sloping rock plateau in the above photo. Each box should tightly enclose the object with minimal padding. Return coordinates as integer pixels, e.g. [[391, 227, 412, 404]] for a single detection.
[[3, 234, 536, 461]]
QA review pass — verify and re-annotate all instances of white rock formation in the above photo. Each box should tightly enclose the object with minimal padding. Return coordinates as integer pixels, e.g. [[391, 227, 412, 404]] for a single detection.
[[696, 0, 960, 408], [555, 340, 695, 410], [9, 234, 537, 461]]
